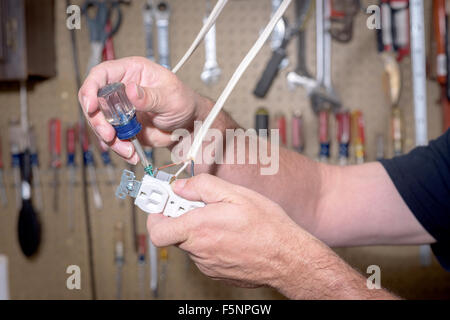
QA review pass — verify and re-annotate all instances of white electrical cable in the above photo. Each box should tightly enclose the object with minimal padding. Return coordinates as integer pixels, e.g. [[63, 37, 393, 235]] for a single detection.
[[172, 0, 229, 74], [174, 0, 292, 178]]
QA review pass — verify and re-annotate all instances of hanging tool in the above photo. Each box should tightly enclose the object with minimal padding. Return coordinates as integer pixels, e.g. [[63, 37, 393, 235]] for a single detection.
[[254, 0, 312, 98], [17, 82, 41, 258], [0, 255, 9, 300], [96, 140, 117, 187], [159, 247, 168, 298], [49, 119, 62, 213], [81, 125, 103, 210], [97, 82, 153, 175], [318, 110, 330, 163], [201, 0, 222, 85], [309, 0, 341, 113], [143, 0, 156, 62], [82, 0, 123, 73], [114, 221, 125, 300], [137, 234, 146, 299], [275, 113, 287, 146], [255, 107, 270, 136], [432, 0, 450, 131], [66, 126, 77, 231], [291, 111, 304, 153], [29, 127, 43, 213], [155, 2, 171, 69], [68, 0, 97, 297], [380, 0, 410, 62], [143, 146, 159, 298], [410, 0, 432, 267], [376, 134, 385, 161], [270, 0, 288, 53], [391, 107, 403, 156], [286, 0, 314, 90], [0, 136, 7, 207], [351, 110, 365, 164], [336, 110, 351, 165], [9, 123, 22, 210], [329, 0, 360, 43]]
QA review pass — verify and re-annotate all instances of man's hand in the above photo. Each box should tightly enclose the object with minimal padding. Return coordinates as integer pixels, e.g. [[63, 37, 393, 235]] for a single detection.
[[78, 56, 210, 164], [147, 174, 396, 299]]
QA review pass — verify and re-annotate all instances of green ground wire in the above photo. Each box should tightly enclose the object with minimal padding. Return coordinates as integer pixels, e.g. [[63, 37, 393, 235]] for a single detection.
[[144, 165, 154, 176]]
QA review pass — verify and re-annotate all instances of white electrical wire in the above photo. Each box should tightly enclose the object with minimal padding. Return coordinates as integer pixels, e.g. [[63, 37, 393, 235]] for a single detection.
[[174, 0, 292, 178], [172, 0, 228, 74]]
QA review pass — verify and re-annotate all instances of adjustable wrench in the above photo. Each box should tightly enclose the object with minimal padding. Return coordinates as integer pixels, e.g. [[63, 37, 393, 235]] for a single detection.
[[201, 0, 222, 85], [309, 0, 341, 113], [143, 0, 156, 62], [155, 1, 171, 69]]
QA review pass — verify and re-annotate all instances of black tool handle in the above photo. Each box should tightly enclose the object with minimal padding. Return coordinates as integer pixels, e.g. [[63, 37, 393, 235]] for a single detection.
[[253, 48, 286, 98]]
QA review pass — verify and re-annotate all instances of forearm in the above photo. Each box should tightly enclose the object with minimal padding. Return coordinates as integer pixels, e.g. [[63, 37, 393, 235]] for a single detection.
[[273, 231, 398, 300], [192, 97, 323, 230]]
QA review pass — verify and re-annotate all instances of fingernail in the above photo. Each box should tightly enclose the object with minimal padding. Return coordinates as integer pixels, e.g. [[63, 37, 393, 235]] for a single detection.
[[135, 84, 144, 99], [83, 96, 90, 113], [172, 179, 187, 191], [112, 142, 134, 158]]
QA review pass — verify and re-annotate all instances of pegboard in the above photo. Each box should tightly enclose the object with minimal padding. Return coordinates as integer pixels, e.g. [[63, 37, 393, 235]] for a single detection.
[[0, 0, 449, 300]]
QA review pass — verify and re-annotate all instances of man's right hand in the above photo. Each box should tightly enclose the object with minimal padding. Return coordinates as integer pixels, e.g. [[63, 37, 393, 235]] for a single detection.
[[78, 56, 209, 164]]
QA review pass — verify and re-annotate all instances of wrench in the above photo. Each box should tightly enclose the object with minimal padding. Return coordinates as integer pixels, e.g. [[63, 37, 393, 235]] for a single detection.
[[201, 0, 222, 85], [270, 0, 289, 69], [143, 0, 156, 62], [310, 0, 341, 113], [155, 1, 171, 69], [286, 0, 314, 89]]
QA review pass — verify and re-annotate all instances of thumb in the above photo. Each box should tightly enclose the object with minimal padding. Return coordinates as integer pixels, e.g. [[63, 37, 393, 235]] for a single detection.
[[172, 173, 239, 204], [125, 82, 163, 113]]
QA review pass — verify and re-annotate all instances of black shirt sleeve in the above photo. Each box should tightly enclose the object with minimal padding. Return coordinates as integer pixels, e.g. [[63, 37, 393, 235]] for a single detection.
[[379, 129, 450, 270]]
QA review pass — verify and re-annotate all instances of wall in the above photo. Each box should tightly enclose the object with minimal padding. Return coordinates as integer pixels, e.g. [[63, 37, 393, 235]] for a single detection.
[[0, 0, 449, 299]]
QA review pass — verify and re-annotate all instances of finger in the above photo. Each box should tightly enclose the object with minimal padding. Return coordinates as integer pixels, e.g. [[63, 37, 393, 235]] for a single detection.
[[125, 82, 164, 114], [146, 214, 191, 247], [172, 173, 240, 204], [78, 59, 127, 115]]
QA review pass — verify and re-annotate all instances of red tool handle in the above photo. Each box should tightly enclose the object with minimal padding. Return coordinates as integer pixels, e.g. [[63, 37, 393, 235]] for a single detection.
[[79, 123, 90, 153], [276, 114, 287, 146], [66, 127, 76, 154], [291, 113, 304, 151], [103, 20, 116, 61], [434, 0, 447, 84], [138, 234, 147, 257], [49, 118, 62, 167], [336, 111, 351, 144], [319, 111, 329, 144]]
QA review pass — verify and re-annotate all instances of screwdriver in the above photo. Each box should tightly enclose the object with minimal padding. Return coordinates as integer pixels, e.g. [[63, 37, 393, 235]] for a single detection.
[[138, 234, 147, 299], [9, 122, 22, 211], [97, 83, 153, 175], [144, 146, 159, 298], [336, 110, 350, 166], [318, 110, 330, 163], [291, 111, 304, 153], [49, 118, 62, 213], [275, 113, 287, 147], [114, 221, 125, 300], [81, 124, 103, 210], [0, 136, 7, 207], [66, 126, 77, 230], [391, 107, 403, 156], [351, 110, 365, 164], [29, 127, 43, 213]]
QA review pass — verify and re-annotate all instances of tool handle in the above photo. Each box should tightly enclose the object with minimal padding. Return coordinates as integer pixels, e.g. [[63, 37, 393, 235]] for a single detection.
[[253, 48, 286, 98], [66, 127, 76, 166], [49, 119, 62, 168], [391, 0, 410, 61], [276, 114, 287, 146], [434, 0, 447, 84], [291, 113, 304, 153], [336, 111, 351, 144], [102, 20, 116, 61], [0, 137, 3, 169]]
